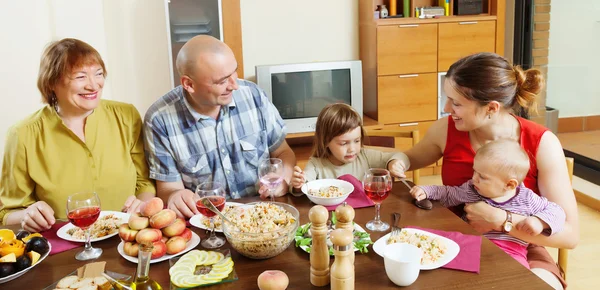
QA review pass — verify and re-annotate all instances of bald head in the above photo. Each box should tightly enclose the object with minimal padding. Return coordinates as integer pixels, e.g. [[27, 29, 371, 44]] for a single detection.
[[176, 35, 232, 77]]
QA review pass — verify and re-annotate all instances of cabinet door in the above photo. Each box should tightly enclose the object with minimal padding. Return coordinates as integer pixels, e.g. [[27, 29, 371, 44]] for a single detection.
[[438, 21, 496, 71], [377, 73, 437, 124], [377, 24, 437, 75]]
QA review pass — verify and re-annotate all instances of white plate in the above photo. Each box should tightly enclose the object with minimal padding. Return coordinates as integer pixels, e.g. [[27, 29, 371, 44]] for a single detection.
[[117, 231, 200, 264], [189, 202, 247, 233], [301, 179, 354, 206], [297, 223, 371, 255], [0, 241, 52, 284], [56, 211, 129, 243], [372, 228, 460, 270]]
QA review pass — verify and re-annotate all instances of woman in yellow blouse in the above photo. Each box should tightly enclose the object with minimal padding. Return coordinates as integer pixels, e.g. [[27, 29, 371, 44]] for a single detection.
[[0, 38, 156, 232]]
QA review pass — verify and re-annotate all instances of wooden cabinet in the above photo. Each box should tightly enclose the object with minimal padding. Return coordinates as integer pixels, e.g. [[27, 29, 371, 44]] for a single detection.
[[377, 24, 437, 75], [377, 73, 437, 124], [438, 20, 497, 71]]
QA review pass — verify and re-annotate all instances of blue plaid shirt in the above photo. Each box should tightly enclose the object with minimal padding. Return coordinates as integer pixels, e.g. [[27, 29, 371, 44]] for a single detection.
[[143, 80, 287, 199]]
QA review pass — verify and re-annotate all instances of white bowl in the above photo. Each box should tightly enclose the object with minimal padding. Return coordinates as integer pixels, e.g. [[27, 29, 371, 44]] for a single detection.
[[384, 243, 422, 287], [301, 179, 354, 206]]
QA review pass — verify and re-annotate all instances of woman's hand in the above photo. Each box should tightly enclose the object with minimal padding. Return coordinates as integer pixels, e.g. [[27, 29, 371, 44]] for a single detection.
[[387, 159, 407, 178], [21, 201, 55, 233], [290, 166, 306, 189], [464, 202, 506, 233], [121, 195, 144, 214]]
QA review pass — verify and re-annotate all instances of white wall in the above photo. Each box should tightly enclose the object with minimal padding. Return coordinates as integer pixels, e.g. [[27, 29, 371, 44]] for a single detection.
[[547, 0, 600, 117], [240, 0, 359, 81]]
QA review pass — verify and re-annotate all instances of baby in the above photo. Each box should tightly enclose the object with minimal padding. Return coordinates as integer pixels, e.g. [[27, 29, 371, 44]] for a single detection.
[[410, 139, 565, 268]]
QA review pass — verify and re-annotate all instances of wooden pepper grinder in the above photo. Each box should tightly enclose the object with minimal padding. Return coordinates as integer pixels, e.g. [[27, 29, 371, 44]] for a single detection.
[[335, 202, 355, 263], [309, 205, 330, 286], [330, 228, 354, 290]]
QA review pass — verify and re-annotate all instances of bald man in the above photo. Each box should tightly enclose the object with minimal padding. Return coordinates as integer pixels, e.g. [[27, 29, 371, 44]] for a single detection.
[[143, 36, 295, 218]]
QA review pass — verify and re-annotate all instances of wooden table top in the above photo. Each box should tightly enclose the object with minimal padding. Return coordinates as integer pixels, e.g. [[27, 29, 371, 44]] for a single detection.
[[3, 182, 551, 289]]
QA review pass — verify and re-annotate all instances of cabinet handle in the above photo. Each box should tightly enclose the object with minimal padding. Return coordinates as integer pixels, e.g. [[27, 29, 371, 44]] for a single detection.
[[459, 21, 478, 25], [398, 24, 419, 28], [399, 123, 419, 127], [399, 74, 419, 78]]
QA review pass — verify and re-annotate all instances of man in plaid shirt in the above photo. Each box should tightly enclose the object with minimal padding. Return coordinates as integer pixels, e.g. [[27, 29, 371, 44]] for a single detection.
[[144, 36, 296, 218]]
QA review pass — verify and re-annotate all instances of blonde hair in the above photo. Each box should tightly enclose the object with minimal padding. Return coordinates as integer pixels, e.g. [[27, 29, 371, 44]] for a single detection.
[[312, 103, 365, 159], [37, 38, 107, 106], [474, 139, 530, 183], [446, 52, 544, 119]]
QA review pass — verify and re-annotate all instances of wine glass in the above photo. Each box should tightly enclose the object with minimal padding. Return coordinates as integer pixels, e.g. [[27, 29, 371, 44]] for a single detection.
[[258, 158, 284, 202], [66, 191, 102, 260], [363, 168, 393, 232], [195, 181, 227, 249]]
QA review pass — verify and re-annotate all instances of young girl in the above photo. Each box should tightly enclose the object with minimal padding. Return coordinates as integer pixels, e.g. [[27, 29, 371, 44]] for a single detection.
[[410, 139, 566, 269], [290, 103, 408, 190]]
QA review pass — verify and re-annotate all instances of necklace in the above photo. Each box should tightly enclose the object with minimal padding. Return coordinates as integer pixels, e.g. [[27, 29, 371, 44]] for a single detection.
[[472, 116, 517, 150]]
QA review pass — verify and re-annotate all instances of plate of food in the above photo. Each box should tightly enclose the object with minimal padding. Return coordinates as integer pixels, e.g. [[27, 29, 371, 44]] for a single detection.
[[294, 212, 373, 255], [372, 228, 460, 270], [0, 230, 52, 284], [117, 231, 201, 264], [189, 202, 248, 233], [301, 179, 354, 206], [57, 211, 129, 243]]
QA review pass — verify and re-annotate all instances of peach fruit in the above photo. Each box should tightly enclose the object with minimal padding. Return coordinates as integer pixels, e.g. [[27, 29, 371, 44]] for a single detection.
[[149, 209, 176, 229], [161, 236, 169, 243], [118, 223, 138, 242], [139, 197, 164, 217], [136, 228, 162, 244], [179, 228, 192, 242], [151, 240, 167, 259], [162, 218, 186, 237], [257, 270, 289, 290], [165, 236, 187, 255], [128, 213, 149, 230], [123, 242, 139, 257]]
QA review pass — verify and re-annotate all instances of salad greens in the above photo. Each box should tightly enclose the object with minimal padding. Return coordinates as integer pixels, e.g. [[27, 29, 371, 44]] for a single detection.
[[294, 211, 373, 255]]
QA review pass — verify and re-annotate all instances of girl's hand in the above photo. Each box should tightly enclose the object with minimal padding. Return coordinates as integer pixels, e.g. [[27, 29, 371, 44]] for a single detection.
[[21, 201, 55, 233], [464, 202, 506, 233], [410, 186, 427, 201], [291, 166, 306, 189], [387, 159, 407, 178]]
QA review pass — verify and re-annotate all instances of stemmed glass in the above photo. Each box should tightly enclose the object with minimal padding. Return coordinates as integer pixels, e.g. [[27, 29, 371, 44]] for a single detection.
[[363, 168, 393, 231], [195, 181, 227, 249], [66, 191, 103, 260], [258, 158, 284, 202]]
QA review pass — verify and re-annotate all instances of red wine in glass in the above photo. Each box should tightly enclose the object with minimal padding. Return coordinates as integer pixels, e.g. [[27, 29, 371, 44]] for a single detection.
[[67, 206, 101, 228], [365, 183, 392, 204], [196, 196, 226, 217]]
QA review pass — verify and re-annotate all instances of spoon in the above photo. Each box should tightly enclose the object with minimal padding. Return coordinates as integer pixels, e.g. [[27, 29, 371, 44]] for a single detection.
[[200, 198, 242, 229]]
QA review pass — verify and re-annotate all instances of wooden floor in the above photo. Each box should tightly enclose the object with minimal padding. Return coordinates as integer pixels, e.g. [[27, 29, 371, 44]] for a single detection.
[[419, 175, 600, 290], [558, 131, 600, 162]]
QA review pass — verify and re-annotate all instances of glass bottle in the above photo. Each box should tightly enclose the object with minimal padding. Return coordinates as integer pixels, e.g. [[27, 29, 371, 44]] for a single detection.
[[105, 243, 163, 290]]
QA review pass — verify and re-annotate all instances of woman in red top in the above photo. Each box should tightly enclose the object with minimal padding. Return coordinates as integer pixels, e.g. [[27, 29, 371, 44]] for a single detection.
[[399, 53, 577, 289]]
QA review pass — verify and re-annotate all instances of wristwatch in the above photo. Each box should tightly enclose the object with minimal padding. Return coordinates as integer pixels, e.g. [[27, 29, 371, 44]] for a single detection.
[[502, 211, 513, 233]]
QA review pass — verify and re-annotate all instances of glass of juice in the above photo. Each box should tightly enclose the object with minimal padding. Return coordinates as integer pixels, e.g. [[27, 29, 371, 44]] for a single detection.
[[363, 168, 392, 231], [66, 191, 102, 260], [195, 181, 227, 249]]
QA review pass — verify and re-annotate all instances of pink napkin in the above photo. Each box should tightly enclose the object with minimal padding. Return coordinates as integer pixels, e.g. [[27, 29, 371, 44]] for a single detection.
[[408, 226, 482, 273], [324, 174, 375, 211], [42, 222, 81, 255]]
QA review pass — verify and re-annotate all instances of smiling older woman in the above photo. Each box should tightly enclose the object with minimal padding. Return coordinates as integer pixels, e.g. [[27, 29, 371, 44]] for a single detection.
[[0, 38, 155, 232]]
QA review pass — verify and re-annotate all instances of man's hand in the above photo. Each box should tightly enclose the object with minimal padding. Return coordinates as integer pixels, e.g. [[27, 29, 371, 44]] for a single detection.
[[21, 201, 55, 233], [387, 159, 407, 178], [290, 166, 305, 189], [464, 202, 506, 233], [258, 179, 288, 199], [516, 216, 545, 236], [166, 190, 198, 219], [410, 186, 427, 201]]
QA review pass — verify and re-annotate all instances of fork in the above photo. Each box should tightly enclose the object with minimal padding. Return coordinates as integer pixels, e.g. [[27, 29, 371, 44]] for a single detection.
[[391, 212, 402, 236]]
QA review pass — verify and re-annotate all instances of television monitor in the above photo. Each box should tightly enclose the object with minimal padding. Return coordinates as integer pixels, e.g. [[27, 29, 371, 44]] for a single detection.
[[256, 60, 363, 134]]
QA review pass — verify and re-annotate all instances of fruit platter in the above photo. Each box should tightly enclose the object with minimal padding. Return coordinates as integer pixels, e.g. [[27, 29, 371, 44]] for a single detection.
[[0, 229, 51, 283]]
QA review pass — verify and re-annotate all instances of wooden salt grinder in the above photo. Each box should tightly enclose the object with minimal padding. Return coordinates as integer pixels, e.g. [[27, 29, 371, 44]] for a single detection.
[[330, 228, 354, 290], [335, 202, 355, 263], [309, 205, 330, 286]]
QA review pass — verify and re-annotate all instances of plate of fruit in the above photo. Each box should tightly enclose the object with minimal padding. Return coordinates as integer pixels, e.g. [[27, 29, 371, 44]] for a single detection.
[[0, 229, 51, 284], [117, 198, 200, 264]]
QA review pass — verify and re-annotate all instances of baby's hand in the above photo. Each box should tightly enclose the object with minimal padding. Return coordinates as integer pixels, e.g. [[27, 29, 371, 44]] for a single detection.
[[410, 186, 427, 201], [516, 216, 544, 236], [387, 159, 407, 178], [291, 166, 306, 189]]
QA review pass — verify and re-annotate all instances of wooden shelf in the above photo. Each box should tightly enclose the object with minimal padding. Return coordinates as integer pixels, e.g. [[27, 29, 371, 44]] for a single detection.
[[375, 15, 497, 25]]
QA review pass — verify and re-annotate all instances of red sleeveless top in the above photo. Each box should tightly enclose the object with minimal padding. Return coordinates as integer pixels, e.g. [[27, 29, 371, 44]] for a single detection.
[[442, 116, 548, 195]]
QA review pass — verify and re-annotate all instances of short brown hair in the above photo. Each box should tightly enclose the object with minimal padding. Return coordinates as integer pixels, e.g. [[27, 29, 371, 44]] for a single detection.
[[37, 38, 107, 105], [474, 139, 530, 183], [446, 52, 544, 119], [312, 103, 365, 159]]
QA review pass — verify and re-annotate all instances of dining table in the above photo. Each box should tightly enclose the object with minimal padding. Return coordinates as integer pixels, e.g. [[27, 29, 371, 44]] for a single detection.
[[2, 181, 552, 289]]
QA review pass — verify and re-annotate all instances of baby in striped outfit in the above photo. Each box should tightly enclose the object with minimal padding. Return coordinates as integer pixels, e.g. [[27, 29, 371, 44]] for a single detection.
[[410, 139, 565, 269]]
